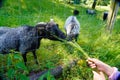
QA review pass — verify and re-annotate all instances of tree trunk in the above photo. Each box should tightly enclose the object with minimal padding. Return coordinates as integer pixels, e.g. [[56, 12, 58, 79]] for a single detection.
[[29, 59, 78, 80], [92, 0, 97, 9], [106, 0, 119, 33]]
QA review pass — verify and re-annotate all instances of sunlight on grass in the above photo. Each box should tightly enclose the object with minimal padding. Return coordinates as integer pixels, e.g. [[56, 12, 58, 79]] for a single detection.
[[52, 0, 75, 9], [0, 0, 120, 80], [117, 15, 120, 19], [52, 16, 65, 30], [96, 5, 110, 11], [93, 33, 110, 47], [20, 0, 27, 9]]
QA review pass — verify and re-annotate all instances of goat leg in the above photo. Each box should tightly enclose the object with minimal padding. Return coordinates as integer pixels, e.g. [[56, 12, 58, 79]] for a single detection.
[[75, 34, 79, 42], [32, 51, 38, 64], [22, 53, 27, 65]]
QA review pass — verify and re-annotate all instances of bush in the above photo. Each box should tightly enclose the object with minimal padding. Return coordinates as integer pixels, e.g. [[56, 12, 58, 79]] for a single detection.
[[97, 0, 110, 6]]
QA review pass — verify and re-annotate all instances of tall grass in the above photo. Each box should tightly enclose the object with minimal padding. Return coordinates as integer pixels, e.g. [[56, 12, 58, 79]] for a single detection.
[[0, 0, 120, 80]]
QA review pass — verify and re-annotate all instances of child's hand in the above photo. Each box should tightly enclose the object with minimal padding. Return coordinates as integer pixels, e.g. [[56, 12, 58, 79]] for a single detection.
[[92, 71, 105, 80], [87, 58, 114, 76]]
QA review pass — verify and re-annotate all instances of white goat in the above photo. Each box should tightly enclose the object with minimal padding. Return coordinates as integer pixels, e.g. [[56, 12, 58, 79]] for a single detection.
[[64, 10, 80, 41]]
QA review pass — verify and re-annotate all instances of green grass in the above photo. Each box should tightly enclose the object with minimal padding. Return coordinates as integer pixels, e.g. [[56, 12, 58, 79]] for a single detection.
[[0, 0, 120, 80]]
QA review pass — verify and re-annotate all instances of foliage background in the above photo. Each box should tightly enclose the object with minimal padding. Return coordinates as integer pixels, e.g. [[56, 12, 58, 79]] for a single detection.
[[0, 0, 120, 80]]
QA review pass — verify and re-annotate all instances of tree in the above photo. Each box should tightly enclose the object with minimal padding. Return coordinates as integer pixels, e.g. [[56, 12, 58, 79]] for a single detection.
[[97, 0, 110, 6], [106, 0, 120, 33], [83, 0, 87, 4], [92, 0, 97, 9], [74, 0, 80, 4]]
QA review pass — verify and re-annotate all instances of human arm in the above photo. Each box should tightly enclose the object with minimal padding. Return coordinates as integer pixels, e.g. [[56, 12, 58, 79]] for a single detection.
[[87, 58, 120, 80]]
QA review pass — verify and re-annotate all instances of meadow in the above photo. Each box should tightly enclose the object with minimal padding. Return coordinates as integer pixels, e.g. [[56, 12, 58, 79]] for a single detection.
[[0, 0, 120, 80]]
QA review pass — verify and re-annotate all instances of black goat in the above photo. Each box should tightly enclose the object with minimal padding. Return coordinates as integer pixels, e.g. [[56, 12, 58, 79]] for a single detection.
[[0, 20, 66, 65], [64, 10, 80, 41], [103, 12, 108, 21]]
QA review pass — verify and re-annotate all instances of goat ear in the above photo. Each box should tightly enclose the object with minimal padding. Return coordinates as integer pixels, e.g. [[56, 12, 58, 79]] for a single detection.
[[35, 22, 47, 29], [36, 22, 47, 27]]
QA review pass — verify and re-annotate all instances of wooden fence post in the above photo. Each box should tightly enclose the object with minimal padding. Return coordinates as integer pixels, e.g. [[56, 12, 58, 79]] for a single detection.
[[92, 0, 97, 9], [106, 0, 119, 33]]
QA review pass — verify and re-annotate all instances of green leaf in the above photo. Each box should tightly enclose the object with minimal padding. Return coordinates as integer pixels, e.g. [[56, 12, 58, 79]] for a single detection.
[[46, 71, 55, 80], [19, 74, 29, 80], [14, 54, 22, 60], [7, 68, 15, 79], [38, 71, 55, 80], [45, 61, 55, 69], [7, 55, 12, 66], [15, 62, 27, 71]]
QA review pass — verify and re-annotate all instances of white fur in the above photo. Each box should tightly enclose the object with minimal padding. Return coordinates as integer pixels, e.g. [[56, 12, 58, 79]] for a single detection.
[[64, 16, 80, 36]]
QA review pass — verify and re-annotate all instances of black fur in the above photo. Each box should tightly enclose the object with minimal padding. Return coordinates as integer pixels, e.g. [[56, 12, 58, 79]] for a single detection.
[[73, 9, 79, 16], [0, 21, 66, 65]]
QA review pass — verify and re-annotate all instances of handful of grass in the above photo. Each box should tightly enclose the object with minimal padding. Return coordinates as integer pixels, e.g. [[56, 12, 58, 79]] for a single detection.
[[53, 35, 89, 58], [67, 41, 89, 58]]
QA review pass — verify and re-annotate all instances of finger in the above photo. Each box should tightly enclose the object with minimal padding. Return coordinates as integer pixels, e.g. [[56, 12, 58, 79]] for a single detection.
[[90, 64, 96, 68], [87, 58, 95, 63], [87, 61, 93, 65], [87, 60, 96, 67]]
